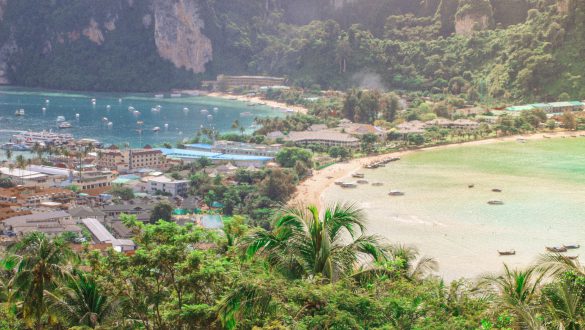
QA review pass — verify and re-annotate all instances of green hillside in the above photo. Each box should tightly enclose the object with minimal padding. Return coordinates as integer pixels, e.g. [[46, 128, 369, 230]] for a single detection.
[[0, 0, 582, 102]]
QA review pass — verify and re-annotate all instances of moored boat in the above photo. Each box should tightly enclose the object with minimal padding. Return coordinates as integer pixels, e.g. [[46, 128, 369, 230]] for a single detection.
[[352, 173, 365, 178], [488, 200, 504, 205], [357, 179, 369, 184], [389, 190, 405, 196], [58, 122, 72, 129], [341, 182, 357, 188], [498, 250, 516, 256], [563, 244, 580, 250], [15, 109, 25, 116], [152, 127, 161, 132], [334, 181, 344, 186], [546, 246, 568, 253], [492, 188, 502, 192]]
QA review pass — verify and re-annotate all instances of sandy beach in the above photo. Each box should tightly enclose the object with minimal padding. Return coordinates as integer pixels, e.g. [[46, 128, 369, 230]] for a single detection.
[[294, 130, 585, 280], [291, 131, 579, 210], [206, 92, 308, 114]]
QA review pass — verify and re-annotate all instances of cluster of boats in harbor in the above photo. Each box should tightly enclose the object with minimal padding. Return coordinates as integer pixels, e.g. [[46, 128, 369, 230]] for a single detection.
[[335, 172, 405, 196], [365, 157, 401, 169], [498, 244, 580, 258], [0, 130, 78, 150]]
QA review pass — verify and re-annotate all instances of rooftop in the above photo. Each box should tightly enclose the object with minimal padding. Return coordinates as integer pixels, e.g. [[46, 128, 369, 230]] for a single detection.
[[285, 131, 359, 143], [157, 148, 273, 162]]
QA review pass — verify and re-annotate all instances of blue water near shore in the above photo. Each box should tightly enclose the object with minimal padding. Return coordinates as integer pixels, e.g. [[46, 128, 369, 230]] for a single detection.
[[0, 87, 282, 147]]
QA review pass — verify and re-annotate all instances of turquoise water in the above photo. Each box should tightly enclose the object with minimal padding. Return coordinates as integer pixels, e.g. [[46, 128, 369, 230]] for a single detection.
[[324, 139, 585, 280], [0, 87, 282, 147]]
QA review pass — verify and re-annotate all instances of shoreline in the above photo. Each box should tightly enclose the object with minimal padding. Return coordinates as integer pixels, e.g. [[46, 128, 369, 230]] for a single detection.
[[205, 91, 308, 115], [291, 130, 579, 211]]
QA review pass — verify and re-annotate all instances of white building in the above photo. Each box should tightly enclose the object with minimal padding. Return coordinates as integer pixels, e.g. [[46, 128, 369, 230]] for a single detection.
[[147, 176, 189, 197], [81, 218, 135, 252]]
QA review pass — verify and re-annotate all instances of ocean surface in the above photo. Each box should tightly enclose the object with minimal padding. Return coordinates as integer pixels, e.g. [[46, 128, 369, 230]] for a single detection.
[[0, 87, 283, 148], [323, 138, 585, 281]]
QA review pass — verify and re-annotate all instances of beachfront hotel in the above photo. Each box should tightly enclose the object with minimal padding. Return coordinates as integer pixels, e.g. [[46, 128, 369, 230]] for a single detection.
[[284, 131, 360, 148]]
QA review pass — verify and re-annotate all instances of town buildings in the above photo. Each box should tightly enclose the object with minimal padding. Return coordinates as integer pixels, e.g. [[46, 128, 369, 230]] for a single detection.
[[204, 75, 286, 90], [0, 186, 75, 208], [147, 176, 189, 197], [1, 211, 80, 237], [97, 147, 167, 172]]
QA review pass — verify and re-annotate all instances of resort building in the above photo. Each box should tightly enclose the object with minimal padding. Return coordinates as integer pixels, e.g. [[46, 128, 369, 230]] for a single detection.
[[147, 176, 189, 197], [205, 75, 286, 90], [157, 148, 273, 168], [0, 211, 80, 237], [506, 101, 584, 114], [97, 147, 167, 172], [0, 186, 75, 208], [395, 121, 427, 135], [284, 131, 360, 148], [186, 141, 281, 158]]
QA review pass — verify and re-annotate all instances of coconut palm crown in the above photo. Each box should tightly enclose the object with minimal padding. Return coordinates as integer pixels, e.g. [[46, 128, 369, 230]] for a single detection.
[[244, 203, 387, 281]]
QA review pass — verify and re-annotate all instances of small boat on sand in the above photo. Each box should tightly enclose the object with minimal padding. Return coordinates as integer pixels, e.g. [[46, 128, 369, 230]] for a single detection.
[[568, 256, 579, 260], [341, 182, 357, 189], [546, 246, 568, 253], [563, 244, 580, 250], [334, 181, 344, 186], [492, 188, 502, 192], [468, 184, 474, 188], [488, 200, 504, 205], [357, 180, 369, 184], [389, 190, 405, 196], [372, 182, 384, 186], [498, 250, 516, 256], [352, 173, 365, 178]]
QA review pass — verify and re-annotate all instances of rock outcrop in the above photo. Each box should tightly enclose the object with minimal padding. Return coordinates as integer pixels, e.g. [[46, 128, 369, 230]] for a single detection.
[[83, 18, 105, 45], [455, 0, 494, 36], [153, 0, 212, 73], [455, 14, 490, 36]]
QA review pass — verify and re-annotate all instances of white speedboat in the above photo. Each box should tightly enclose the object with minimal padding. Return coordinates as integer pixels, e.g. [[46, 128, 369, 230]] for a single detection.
[[56, 116, 66, 122], [58, 122, 72, 129], [15, 109, 25, 116], [152, 126, 161, 132]]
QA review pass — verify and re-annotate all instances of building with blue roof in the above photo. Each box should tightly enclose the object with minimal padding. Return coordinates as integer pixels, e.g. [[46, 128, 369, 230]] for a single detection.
[[157, 148, 273, 168], [506, 101, 584, 113]]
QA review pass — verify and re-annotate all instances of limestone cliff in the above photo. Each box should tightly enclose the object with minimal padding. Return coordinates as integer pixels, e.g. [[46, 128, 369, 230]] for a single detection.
[[83, 18, 105, 45], [455, 14, 491, 35], [455, 0, 494, 36], [153, 0, 212, 74]]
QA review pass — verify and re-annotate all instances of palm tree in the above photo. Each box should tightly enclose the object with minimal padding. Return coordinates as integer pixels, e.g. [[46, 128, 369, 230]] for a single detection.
[[8, 232, 75, 329], [536, 254, 585, 278], [387, 244, 438, 280], [481, 264, 546, 329], [542, 280, 584, 330], [244, 203, 387, 282], [45, 271, 118, 328], [15, 155, 26, 185], [4, 148, 12, 164]]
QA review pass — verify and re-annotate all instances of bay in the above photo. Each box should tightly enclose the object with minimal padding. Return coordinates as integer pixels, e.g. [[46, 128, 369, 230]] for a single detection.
[[0, 87, 282, 148]]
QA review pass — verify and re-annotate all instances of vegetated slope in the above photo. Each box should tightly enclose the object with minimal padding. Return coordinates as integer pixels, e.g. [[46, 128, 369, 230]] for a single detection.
[[0, 0, 581, 101]]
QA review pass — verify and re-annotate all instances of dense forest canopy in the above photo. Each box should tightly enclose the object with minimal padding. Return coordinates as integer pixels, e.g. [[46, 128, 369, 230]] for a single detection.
[[0, 0, 582, 102]]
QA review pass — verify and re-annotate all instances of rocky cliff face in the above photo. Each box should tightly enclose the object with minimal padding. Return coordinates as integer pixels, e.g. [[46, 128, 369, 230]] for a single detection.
[[153, 0, 212, 74], [455, 14, 491, 35]]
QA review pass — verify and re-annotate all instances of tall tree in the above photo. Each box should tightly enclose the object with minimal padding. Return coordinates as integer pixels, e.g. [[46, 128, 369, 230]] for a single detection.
[[8, 232, 74, 329], [245, 203, 387, 281]]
